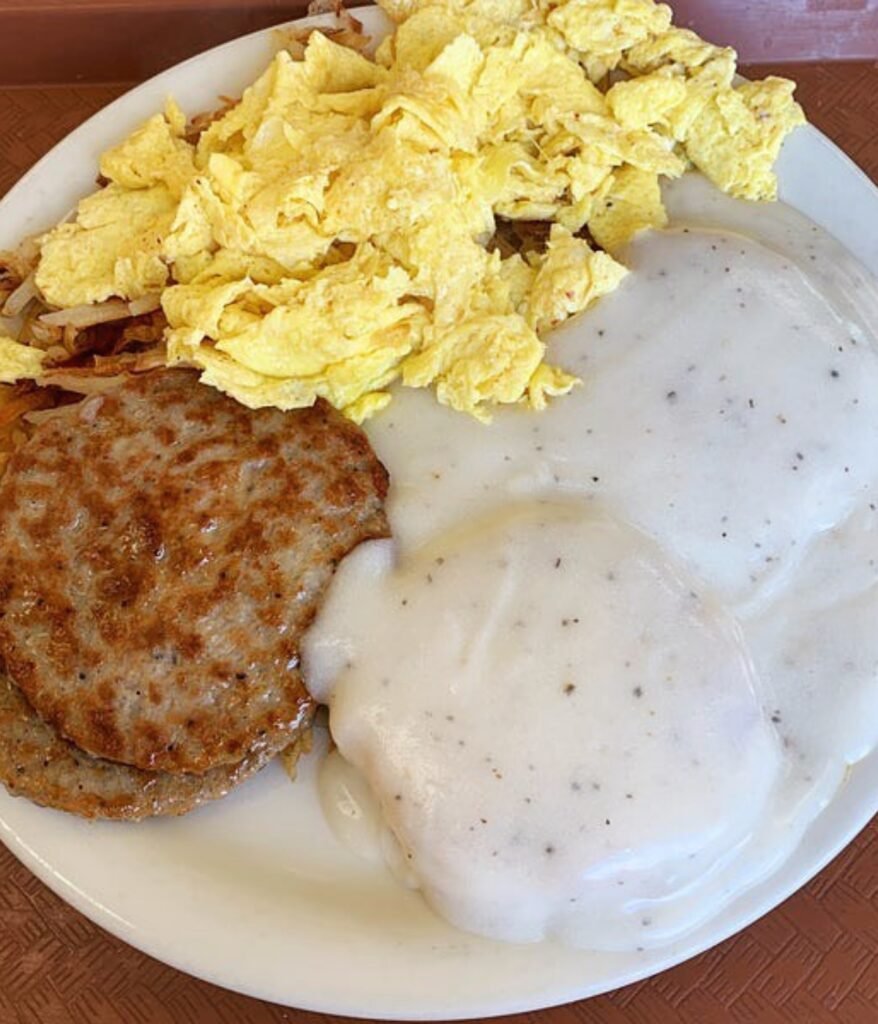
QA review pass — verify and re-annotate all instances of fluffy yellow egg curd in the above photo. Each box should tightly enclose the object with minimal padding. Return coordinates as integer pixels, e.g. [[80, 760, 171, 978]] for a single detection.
[[3, 0, 804, 421]]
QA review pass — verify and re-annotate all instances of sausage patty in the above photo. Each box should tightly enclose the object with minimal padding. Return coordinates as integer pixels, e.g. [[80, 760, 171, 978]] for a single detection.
[[0, 370, 389, 774], [0, 670, 299, 819]]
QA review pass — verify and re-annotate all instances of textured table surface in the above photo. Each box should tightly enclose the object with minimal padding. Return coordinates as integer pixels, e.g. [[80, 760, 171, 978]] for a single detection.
[[0, 59, 876, 1024]]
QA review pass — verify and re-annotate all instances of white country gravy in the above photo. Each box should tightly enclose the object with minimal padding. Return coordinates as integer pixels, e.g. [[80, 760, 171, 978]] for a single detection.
[[303, 175, 878, 949]]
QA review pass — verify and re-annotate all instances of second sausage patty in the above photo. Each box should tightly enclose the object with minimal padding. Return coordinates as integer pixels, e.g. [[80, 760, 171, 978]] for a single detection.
[[0, 671, 295, 819]]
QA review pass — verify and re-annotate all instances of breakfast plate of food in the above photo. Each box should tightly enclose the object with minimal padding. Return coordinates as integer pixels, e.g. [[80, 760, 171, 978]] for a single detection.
[[0, 0, 875, 1016]]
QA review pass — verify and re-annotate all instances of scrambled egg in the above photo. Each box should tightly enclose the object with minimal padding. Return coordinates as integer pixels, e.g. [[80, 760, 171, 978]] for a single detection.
[[26, 0, 805, 420], [0, 338, 45, 384]]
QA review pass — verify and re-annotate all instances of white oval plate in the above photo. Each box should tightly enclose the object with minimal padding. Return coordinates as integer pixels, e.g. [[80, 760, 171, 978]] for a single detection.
[[0, 9, 876, 1019]]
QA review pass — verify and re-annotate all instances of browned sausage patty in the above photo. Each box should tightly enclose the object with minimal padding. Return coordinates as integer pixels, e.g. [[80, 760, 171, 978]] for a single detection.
[[0, 370, 389, 774], [0, 670, 296, 820]]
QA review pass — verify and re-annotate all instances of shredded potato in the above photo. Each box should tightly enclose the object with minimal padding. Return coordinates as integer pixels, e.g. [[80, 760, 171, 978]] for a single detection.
[[38, 295, 161, 329], [0, 385, 57, 475], [277, 0, 371, 58]]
